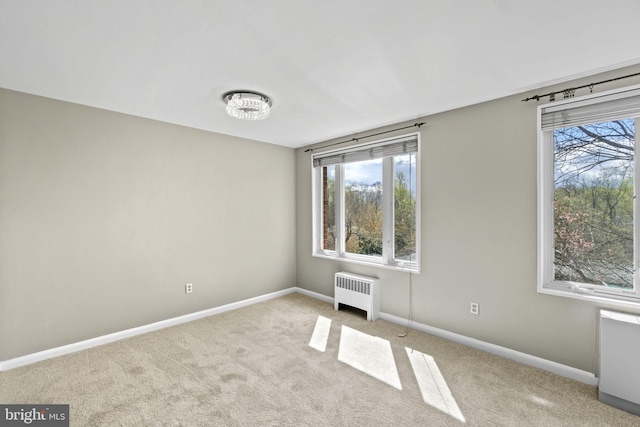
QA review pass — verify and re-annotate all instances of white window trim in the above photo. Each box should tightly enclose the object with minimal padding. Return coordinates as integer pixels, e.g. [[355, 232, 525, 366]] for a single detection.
[[537, 84, 640, 309], [312, 132, 421, 273]]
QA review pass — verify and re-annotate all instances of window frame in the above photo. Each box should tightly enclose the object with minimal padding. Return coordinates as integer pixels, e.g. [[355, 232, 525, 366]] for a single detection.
[[537, 84, 640, 308], [312, 132, 421, 273]]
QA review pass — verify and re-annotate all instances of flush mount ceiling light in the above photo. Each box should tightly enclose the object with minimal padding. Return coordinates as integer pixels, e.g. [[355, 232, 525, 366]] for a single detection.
[[223, 91, 272, 120]]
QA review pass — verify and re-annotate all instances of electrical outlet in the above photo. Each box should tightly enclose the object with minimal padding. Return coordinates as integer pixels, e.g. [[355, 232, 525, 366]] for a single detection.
[[470, 302, 479, 315], [185, 283, 193, 294]]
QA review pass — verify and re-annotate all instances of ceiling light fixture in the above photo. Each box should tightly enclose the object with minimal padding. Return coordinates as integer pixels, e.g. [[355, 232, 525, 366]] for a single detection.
[[223, 91, 272, 120]]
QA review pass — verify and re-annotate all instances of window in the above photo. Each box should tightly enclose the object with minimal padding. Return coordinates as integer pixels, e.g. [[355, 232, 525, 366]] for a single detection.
[[313, 133, 419, 271], [537, 85, 640, 306]]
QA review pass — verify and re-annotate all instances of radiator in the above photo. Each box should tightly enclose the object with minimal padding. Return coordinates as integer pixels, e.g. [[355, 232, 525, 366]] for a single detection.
[[334, 272, 379, 321], [599, 310, 640, 415]]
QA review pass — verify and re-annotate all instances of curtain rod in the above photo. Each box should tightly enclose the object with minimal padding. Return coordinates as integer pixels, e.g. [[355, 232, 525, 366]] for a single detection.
[[304, 122, 425, 153], [521, 71, 640, 103]]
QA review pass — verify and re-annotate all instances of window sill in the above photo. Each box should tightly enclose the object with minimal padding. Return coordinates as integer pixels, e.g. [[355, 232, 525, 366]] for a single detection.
[[312, 252, 420, 274], [538, 285, 640, 310]]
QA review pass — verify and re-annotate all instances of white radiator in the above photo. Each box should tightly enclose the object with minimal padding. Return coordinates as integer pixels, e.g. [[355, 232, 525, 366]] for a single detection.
[[599, 310, 640, 415], [334, 272, 379, 321]]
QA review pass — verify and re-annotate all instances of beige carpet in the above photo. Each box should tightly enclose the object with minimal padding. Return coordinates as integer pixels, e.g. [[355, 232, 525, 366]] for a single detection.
[[0, 293, 637, 426]]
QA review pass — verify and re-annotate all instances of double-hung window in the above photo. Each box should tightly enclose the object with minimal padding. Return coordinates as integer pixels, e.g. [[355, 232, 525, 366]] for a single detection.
[[537, 85, 640, 306], [312, 133, 420, 272]]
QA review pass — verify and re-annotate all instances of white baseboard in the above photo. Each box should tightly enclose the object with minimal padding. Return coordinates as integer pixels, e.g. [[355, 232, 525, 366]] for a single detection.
[[377, 312, 597, 386], [0, 286, 599, 386], [0, 287, 297, 372], [296, 289, 598, 386], [295, 287, 334, 304]]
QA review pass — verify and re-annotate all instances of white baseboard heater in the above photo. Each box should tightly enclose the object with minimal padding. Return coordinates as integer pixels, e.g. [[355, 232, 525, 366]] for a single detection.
[[599, 309, 640, 415], [334, 272, 379, 321]]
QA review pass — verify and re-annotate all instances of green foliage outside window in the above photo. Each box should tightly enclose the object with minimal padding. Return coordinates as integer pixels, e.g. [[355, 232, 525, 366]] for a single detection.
[[553, 119, 635, 289]]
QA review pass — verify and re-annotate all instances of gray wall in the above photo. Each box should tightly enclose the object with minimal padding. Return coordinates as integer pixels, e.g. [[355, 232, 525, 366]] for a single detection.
[[295, 64, 640, 374], [0, 89, 296, 361], [5, 64, 640, 373]]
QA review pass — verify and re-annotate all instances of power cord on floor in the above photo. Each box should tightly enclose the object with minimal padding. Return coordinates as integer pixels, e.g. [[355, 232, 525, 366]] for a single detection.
[[398, 271, 413, 337]]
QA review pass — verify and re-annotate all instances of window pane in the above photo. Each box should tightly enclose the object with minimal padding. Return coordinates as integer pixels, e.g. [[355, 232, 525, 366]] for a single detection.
[[322, 165, 335, 251], [394, 154, 417, 262], [553, 119, 635, 290], [344, 159, 383, 257]]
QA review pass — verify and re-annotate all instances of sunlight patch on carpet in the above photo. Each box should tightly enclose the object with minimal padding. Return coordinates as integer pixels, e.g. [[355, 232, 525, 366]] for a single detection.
[[406, 347, 465, 422], [530, 395, 554, 407], [338, 325, 402, 390], [309, 315, 332, 352]]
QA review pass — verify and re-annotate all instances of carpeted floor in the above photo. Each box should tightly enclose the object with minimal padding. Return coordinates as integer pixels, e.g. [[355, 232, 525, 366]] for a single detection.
[[0, 293, 637, 426]]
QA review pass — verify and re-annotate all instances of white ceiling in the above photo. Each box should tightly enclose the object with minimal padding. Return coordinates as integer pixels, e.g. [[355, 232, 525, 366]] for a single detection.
[[2, 1, 640, 149]]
